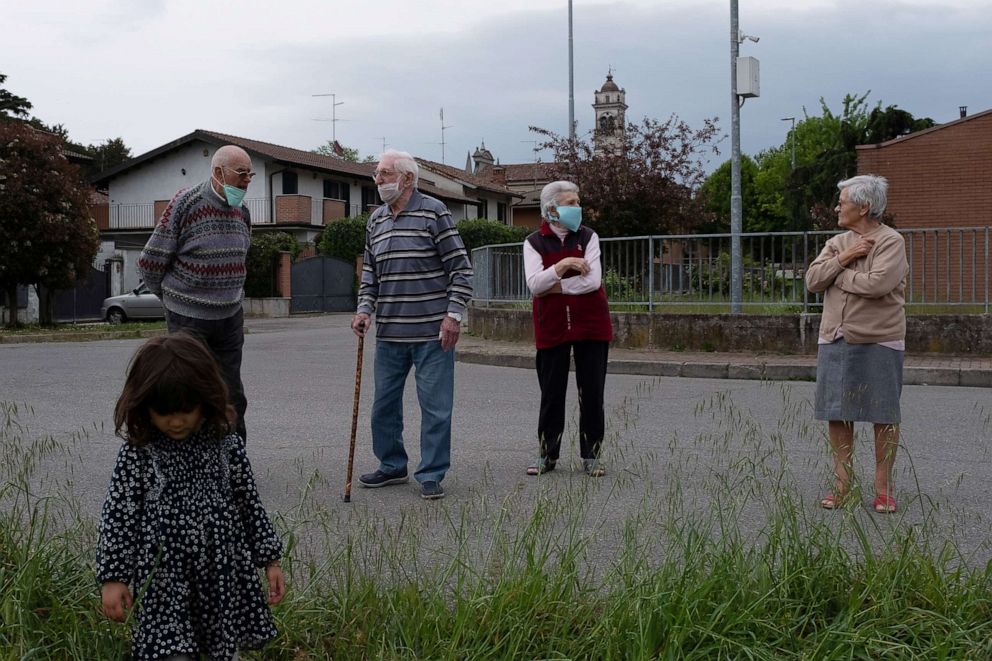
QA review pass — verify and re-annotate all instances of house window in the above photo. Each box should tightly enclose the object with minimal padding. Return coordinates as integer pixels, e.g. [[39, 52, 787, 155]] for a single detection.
[[282, 171, 298, 195], [323, 180, 352, 217], [479, 199, 488, 219], [361, 185, 378, 211], [497, 202, 507, 223]]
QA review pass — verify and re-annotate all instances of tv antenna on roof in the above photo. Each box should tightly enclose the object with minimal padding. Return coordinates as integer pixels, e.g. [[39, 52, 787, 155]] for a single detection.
[[312, 92, 344, 142], [440, 107, 453, 164]]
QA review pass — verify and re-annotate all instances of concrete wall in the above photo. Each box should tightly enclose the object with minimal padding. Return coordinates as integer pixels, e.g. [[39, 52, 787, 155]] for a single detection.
[[469, 305, 992, 355], [243, 297, 290, 318]]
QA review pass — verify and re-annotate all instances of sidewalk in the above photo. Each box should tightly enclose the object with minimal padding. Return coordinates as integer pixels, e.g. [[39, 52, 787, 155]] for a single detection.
[[456, 333, 992, 388]]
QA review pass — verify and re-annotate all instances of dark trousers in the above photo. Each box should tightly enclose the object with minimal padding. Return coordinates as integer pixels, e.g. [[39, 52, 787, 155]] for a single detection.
[[165, 308, 248, 441], [535, 340, 608, 462]]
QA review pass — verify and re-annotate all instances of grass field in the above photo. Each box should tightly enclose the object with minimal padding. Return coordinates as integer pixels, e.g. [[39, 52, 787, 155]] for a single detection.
[[2, 391, 991, 660]]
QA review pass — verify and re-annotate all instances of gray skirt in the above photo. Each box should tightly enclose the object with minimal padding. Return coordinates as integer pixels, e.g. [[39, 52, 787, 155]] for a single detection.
[[814, 338, 903, 424]]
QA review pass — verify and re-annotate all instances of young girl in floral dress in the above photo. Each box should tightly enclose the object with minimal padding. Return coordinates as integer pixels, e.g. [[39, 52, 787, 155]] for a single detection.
[[97, 333, 285, 660]]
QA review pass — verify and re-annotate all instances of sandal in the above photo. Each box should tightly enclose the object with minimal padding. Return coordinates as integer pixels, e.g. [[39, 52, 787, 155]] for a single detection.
[[872, 494, 897, 514], [526, 459, 556, 476], [820, 493, 848, 510], [583, 459, 606, 478]]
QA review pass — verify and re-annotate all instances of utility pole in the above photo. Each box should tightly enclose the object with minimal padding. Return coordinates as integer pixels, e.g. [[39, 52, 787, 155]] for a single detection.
[[729, 0, 759, 314], [730, 0, 743, 314], [312, 92, 344, 142], [440, 108, 453, 164], [568, 0, 575, 140]]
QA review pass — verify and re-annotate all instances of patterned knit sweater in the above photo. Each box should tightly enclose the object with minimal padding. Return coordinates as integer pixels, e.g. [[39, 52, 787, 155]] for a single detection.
[[137, 181, 251, 320]]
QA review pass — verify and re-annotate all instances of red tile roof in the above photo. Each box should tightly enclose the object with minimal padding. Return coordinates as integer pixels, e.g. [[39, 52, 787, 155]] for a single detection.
[[416, 158, 519, 197]]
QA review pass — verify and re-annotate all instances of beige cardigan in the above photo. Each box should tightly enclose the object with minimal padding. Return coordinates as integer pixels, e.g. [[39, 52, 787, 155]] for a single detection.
[[805, 223, 908, 344]]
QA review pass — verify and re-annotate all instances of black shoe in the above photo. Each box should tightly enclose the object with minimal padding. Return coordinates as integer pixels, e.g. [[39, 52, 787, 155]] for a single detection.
[[358, 469, 408, 488], [420, 481, 445, 500]]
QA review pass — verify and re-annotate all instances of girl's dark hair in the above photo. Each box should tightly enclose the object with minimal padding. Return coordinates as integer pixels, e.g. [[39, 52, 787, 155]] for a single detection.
[[114, 332, 235, 445]]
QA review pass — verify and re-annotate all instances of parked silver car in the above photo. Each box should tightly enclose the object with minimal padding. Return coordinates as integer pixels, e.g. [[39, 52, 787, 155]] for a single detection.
[[101, 283, 165, 324]]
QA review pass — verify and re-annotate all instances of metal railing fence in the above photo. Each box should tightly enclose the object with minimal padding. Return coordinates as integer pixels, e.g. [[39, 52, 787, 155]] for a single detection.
[[472, 227, 991, 313], [106, 197, 365, 229]]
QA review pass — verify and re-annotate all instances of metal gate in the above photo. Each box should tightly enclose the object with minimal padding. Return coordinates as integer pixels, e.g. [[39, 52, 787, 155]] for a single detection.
[[290, 255, 355, 313], [52, 264, 110, 322]]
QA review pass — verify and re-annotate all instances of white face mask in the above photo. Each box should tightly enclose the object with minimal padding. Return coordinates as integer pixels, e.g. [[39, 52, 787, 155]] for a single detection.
[[377, 181, 403, 204]]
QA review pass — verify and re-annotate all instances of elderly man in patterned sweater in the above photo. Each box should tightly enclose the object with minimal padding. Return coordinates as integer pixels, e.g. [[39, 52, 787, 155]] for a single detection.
[[351, 149, 473, 500], [137, 144, 254, 441]]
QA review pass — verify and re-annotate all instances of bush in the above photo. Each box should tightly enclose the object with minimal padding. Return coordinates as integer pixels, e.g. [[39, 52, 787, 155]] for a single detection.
[[318, 215, 369, 263], [245, 232, 300, 298], [457, 219, 531, 260], [687, 251, 782, 297]]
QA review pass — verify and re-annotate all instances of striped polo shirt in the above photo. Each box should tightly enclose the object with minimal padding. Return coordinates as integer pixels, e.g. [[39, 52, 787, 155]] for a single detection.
[[357, 190, 473, 342]]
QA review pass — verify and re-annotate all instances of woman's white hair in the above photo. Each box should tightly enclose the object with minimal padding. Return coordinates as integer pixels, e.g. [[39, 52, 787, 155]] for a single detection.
[[540, 180, 580, 218], [379, 149, 419, 187], [838, 174, 888, 219]]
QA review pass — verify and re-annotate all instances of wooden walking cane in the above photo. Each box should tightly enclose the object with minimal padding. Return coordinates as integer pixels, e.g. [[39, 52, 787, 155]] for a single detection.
[[343, 334, 364, 503]]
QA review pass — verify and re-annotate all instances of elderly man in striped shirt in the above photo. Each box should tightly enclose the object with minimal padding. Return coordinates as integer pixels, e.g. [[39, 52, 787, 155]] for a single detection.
[[351, 149, 473, 500]]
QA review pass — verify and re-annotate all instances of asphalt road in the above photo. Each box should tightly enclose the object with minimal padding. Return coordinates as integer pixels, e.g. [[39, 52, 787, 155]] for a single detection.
[[2, 314, 990, 573]]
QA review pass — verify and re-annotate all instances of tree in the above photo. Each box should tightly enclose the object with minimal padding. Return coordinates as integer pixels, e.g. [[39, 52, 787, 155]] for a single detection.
[[0, 73, 32, 119], [0, 121, 99, 326], [312, 141, 376, 163], [86, 137, 132, 177], [781, 94, 925, 229], [702, 92, 936, 232], [530, 115, 721, 237]]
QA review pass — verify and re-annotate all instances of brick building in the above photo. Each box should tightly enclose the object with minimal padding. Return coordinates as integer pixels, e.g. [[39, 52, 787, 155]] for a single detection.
[[856, 108, 992, 304]]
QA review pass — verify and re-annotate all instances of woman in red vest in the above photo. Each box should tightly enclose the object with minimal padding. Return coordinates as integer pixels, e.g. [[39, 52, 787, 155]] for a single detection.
[[523, 181, 613, 477]]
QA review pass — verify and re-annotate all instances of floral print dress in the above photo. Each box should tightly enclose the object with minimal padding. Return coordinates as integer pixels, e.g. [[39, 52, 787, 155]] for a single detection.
[[97, 430, 283, 660]]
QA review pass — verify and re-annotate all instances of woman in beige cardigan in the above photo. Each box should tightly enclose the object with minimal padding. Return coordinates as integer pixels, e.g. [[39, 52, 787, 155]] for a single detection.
[[805, 175, 908, 513]]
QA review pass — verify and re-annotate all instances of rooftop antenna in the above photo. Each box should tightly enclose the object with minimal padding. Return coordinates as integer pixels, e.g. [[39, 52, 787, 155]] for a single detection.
[[440, 107, 453, 164], [312, 92, 344, 142], [520, 140, 540, 163]]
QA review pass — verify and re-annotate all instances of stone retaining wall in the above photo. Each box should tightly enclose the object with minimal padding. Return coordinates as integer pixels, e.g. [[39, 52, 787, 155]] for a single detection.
[[243, 297, 290, 318], [468, 305, 992, 355]]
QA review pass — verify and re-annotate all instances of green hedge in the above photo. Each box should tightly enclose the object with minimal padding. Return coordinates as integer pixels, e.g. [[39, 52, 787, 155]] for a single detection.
[[318, 216, 531, 264], [245, 232, 300, 298], [318, 215, 369, 263], [457, 219, 531, 259]]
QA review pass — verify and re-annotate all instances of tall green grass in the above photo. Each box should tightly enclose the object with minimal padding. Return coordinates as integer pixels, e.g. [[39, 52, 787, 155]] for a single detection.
[[1, 390, 990, 660]]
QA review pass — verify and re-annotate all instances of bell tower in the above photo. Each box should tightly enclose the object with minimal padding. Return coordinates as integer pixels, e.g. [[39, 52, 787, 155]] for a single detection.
[[592, 70, 627, 154]]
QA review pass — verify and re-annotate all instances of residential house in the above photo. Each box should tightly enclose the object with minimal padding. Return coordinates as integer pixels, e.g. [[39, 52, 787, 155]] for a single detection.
[[91, 130, 506, 292], [416, 155, 520, 225]]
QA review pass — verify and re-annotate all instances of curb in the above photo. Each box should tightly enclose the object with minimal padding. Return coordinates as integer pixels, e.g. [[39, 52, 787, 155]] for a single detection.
[[0, 329, 165, 344], [456, 350, 989, 387]]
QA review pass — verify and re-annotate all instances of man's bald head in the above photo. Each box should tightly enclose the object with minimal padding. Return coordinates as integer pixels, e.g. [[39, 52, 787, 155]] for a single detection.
[[211, 145, 251, 170]]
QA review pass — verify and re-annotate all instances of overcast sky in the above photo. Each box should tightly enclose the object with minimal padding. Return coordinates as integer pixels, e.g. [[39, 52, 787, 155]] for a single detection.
[[2, 0, 989, 171]]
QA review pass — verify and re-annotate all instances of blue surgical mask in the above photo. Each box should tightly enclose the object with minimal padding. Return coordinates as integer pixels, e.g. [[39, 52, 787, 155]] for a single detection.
[[212, 171, 247, 207], [554, 206, 582, 232], [222, 184, 246, 207]]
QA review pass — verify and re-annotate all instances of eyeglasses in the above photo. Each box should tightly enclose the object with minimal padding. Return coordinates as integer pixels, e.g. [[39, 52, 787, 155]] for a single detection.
[[373, 168, 397, 179], [223, 166, 256, 180]]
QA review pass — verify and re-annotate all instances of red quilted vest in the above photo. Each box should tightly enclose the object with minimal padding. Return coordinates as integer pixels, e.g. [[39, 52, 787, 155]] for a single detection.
[[527, 222, 613, 349]]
